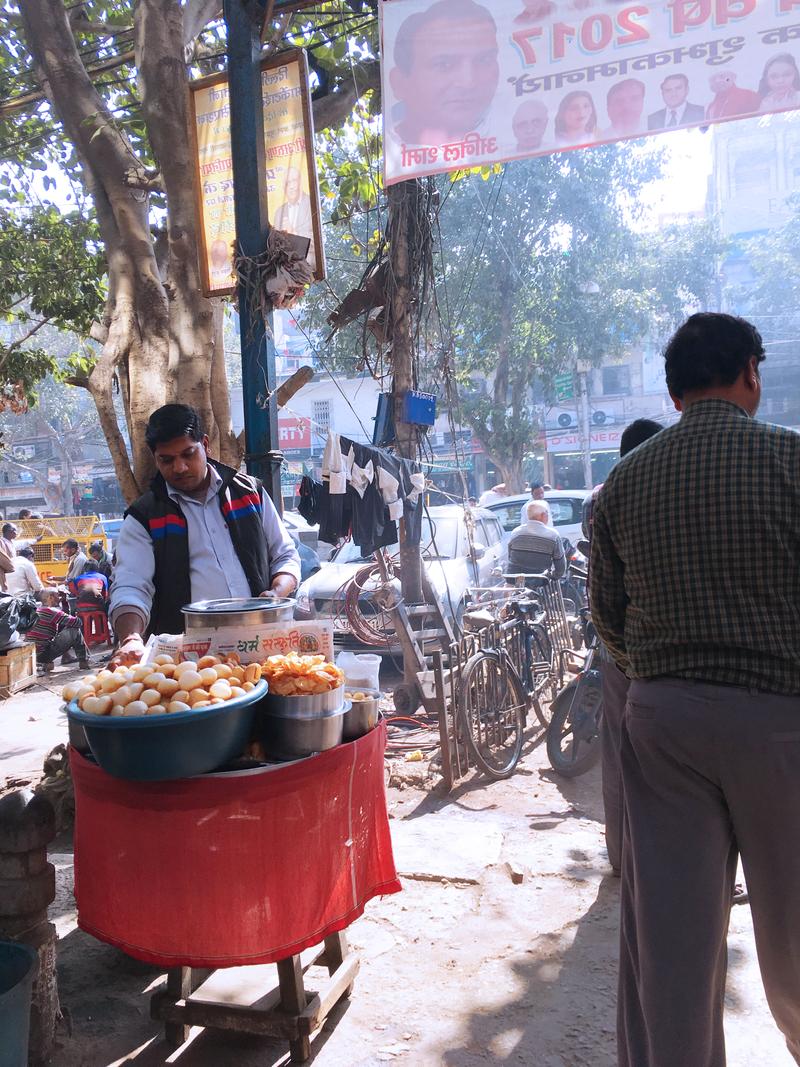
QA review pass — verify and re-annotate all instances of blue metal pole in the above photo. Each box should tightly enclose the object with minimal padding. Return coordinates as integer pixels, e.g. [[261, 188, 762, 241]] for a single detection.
[[223, 0, 283, 507]]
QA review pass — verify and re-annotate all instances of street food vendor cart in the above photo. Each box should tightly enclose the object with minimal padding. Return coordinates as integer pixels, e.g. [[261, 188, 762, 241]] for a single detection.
[[65, 601, 400, 1062]]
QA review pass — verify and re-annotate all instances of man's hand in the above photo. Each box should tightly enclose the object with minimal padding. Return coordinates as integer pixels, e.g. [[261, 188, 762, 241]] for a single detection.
[[109, 609, 148, 669], [109, 633, 147, 670], [262, 573, 298, 599]]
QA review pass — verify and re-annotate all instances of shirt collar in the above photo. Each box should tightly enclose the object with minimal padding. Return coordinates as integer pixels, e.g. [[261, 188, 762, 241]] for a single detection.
[[681, 398, 751, 420], [166, 463, 222, 506]]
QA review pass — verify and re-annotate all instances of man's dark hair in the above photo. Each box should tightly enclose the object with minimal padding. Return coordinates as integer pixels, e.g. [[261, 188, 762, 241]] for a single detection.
[[394, 0, 496, 73], [63, 538, 79, 551], [89, 541, 103, 555], [662, 73, 689, 90], [17, 509, 31, 520], [145, 404, 205, 452], [530, 482, 543, 492], [17, 546, 34, 560], [620, 419, 662, 457], [2, 523, 14, 538], [664, 313, 765, 399]]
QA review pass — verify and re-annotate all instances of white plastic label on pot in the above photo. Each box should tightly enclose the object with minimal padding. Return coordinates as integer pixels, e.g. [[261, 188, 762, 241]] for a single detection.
[[143, 621, 335, 665], [336, 651, 381, 692]]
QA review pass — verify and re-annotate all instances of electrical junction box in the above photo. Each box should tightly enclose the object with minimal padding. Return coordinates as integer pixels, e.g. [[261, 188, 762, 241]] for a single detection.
[[403, 390, 437, 426]]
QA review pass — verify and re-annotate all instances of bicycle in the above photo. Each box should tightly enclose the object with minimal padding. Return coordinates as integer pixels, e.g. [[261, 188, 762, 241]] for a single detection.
[[457, 644, 527, 779], [546, 609, 603, 777]]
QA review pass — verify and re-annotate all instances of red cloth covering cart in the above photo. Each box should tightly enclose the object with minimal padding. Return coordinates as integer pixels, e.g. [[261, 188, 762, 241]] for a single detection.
[[70, 721, 401, 1060]]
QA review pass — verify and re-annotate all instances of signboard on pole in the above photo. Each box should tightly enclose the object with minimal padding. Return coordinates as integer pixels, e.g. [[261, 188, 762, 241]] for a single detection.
[[189, 49, 325, 297], [278, 414, 312, 452], [380, 0, 800, 185], [553, 373, 574, 402]]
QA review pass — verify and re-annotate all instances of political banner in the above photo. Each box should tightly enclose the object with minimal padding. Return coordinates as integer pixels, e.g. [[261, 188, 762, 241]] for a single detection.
[[189, 50, 325, 297], [380, 0, 800, 184]]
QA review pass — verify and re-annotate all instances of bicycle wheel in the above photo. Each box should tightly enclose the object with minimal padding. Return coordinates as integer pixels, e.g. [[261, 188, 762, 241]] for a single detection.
[[458, 650, 525, 779], [527, 623, 554, 727], [546, 673, 603, 778]]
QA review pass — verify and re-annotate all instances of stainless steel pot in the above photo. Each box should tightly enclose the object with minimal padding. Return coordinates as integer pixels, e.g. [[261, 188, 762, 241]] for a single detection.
[[261, 685, 344, 717], [259, 704, 347, 759], [182, 597, 295, 630]]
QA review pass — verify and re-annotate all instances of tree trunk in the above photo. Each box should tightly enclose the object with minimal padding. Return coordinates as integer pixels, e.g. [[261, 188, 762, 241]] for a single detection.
[[20, 0, 230, 506], [60, 450, 75, 517]]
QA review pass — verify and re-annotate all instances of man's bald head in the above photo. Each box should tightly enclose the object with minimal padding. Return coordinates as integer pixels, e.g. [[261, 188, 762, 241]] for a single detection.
[[513, 100, 549, 150], [527, 501, 549, 522]]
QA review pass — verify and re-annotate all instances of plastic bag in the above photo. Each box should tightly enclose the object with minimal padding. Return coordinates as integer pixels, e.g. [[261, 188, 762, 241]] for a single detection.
[[15, 594, 38, 633], [0, 594, 20, 648], [335, 651, 381, 692]]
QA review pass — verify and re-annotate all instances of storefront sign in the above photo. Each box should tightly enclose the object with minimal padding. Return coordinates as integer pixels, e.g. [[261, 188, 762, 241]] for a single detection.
[[381, 0, 800, 184], [278, 414, 312, 451], [189, 50, 325, 296], [546, 428, 623, 452]]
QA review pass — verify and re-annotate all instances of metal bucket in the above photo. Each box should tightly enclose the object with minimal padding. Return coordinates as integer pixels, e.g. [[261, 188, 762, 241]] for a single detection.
[[0, 940, 37, 1067], [182, 597, 295, 630]]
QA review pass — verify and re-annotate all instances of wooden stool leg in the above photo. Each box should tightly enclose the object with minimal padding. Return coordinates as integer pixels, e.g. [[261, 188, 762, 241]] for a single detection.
[[277, 955, 310, 1063], [323, 931, 354, 997], [163, 967, 210, 1049]]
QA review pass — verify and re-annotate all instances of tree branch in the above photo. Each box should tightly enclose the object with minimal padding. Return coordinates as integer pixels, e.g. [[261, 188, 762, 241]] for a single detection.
[[312, 60, 381, 132], [0, 316, 52, 377]]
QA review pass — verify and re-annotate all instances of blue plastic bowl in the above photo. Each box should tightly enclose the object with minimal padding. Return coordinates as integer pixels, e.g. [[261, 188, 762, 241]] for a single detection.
[[66, 680, 268, 781]]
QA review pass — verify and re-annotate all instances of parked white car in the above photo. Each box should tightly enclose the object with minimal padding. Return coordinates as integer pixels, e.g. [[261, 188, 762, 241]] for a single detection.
[[294, 505, 507, 650]]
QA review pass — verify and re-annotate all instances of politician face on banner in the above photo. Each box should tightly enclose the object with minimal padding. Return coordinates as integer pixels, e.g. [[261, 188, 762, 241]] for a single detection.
[[388, 0, 500, 146]]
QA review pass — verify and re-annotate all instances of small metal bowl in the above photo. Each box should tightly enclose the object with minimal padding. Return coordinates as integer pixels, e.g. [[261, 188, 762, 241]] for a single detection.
[[342, 693, 380, 742]]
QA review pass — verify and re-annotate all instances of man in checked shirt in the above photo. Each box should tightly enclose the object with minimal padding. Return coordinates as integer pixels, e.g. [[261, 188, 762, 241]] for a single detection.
[[590, 312, 800, 1067]]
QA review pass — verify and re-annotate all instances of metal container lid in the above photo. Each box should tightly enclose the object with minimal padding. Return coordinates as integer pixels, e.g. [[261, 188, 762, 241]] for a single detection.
[[182, 598, 294, 616]]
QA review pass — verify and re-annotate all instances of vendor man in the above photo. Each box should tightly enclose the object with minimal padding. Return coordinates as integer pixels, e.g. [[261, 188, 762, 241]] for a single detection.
[[110, 404, 301, 664]]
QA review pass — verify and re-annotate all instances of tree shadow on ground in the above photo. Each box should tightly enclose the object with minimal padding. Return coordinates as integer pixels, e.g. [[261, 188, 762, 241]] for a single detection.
[[441, 872, 621, 1067]]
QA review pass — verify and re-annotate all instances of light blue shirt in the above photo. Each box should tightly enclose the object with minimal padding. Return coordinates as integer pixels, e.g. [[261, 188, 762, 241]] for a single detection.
[[110, 465, 301, 632]]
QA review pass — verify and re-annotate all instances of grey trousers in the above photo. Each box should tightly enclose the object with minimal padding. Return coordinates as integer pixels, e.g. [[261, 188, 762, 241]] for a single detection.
[[601, 655, 629, 873], [40, 627, 87, 665], [618, 677, 800, 1067]]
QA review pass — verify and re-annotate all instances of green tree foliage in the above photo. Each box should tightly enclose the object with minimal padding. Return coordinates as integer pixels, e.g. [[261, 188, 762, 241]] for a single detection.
[[0, 0, 380, 498], [435, 149, 724, 488], [0, 205, 105, 409], [726, 193, 800, 423]]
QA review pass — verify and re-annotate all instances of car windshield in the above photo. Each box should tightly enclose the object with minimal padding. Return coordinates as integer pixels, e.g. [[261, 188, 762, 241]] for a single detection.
[[332, 517, 460, 564]]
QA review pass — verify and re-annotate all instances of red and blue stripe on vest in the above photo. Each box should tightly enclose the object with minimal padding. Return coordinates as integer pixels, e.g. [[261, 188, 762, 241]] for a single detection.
[[148, 514, 188, 540], [221, 491, 263, 521]]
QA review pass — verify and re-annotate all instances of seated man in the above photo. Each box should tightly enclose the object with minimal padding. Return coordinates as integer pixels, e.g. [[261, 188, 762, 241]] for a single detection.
[[28, 589, 89, 674], [507, 501, 566, 578], [6, 546, 44, 598]]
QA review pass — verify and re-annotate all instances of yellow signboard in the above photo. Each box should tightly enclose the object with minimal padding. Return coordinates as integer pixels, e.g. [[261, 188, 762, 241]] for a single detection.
[[189, 50, 325, 297]]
